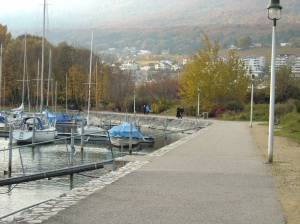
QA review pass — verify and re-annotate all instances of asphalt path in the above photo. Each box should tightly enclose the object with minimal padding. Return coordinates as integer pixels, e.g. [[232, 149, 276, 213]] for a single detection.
[[43, 120, 285, 224]]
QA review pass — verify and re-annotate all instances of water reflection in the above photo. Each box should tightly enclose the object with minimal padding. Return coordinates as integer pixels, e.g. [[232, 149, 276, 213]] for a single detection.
[[0, 127, 186, 218]]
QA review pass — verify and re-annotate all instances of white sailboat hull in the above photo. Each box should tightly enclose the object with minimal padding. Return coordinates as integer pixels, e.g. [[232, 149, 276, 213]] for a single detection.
[[109, 136, 140, 148], [13, 127, 56, 143], [76, 125, 107, 136]]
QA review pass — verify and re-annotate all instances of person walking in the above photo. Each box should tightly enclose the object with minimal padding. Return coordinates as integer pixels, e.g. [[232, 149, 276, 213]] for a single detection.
[[146, 105, 150, 115], [143, 105, 146, 115], [176, 107, 181, 119], [180, 106, 184, 119]]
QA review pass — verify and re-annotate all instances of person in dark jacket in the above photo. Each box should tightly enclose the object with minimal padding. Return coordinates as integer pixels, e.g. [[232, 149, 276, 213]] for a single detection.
[[176, 107, 181, 119], [180, 107, 184, 119]]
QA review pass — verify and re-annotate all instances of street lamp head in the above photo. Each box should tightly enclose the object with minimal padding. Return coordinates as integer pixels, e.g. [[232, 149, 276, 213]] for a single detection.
[[197, 86, 200, 92], [267, 0, 282, 20]]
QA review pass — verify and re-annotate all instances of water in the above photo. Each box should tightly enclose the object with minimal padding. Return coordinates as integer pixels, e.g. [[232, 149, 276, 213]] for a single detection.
[[0, 127, 186, 218]]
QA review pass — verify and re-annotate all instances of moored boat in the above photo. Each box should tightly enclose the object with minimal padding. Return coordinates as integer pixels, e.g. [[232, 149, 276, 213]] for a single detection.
[[108, 122, 143, 148], [13, 116, 56, 144]]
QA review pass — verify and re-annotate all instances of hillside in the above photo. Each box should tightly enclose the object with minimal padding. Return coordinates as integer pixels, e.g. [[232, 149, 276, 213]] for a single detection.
[[2, 0, 300, 31], [1, 0, 300, 54]]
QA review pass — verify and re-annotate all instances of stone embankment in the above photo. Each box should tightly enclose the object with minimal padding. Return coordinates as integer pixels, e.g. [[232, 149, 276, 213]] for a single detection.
[[89, 112, 213, 134]]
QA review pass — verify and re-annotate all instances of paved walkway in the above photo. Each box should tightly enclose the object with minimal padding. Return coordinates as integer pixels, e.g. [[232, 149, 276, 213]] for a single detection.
[[12, 121, 285, 223]]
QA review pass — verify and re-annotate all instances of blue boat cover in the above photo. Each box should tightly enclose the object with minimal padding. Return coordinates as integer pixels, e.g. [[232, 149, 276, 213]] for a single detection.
[[54, 112, 73, 122], [108, 122, 143, 139], [74, 115, 84, 121], [42, 108, 56, 125], [20, 117, 46, 130], [0, 111, 6, 123], [0, 116, 5, 123]]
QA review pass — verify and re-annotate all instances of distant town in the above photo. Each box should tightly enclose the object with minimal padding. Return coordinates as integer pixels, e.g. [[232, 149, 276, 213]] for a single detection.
[[109, 43, 299, 89]]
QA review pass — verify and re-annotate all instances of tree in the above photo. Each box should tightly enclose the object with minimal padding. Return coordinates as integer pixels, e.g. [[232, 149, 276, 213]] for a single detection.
[[236, 36, 252, 49], [0, 24, 12, 47], [275, 65, 300, 103], [178, 32, 249, 109]]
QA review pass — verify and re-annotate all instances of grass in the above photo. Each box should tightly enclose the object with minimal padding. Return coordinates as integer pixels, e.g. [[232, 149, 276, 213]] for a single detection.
[[273, 111, 300, 142], [161, 102, 300, 143]]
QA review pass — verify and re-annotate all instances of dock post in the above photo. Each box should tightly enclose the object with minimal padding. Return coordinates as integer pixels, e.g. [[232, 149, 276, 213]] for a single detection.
[[8, 124, 13, 177], [120, 139, 124, 157], [129, 123, 132, 155], [32, 119, 36, 149], [4, 116, 7, 131], [70, 127, 74, 188], [80, 119, 84, 150], [164, 118, 168, 146], [70, 128, 74, 166]]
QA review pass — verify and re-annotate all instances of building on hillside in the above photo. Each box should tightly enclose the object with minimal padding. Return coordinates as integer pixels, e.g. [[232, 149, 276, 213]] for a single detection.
[[155, 62, 172, 70], [139, 50, 151, 55], [120, 61, 140, 71], [253, 42, 264, 47], [280, 43, 292, 47], [275, 54, 296, 69], [171, 64, 182, 71], [140, 63, 155, 71], [292, 56, 300, 75], [242, 56, 265, 77]]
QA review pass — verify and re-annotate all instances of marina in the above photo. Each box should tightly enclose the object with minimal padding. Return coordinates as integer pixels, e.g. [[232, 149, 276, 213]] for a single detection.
[[0, 115, 212, 221]]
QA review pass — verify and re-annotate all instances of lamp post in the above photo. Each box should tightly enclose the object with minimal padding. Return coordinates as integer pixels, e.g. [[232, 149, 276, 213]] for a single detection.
[[133, 90, 136, 115], [250, 74, 254, 128], [197, 87, 200, 117], [267, 0, 282, 163]]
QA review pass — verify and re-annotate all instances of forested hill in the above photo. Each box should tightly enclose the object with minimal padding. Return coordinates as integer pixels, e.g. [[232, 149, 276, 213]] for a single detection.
[[1, 0, 300, 54]]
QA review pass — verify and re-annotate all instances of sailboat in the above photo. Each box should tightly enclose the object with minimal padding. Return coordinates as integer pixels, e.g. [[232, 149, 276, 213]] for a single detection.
[[13, 0, 56, 144], [76, 31, 106, 137], [7, 35, 27, 126], [108, 122, 143, 148]]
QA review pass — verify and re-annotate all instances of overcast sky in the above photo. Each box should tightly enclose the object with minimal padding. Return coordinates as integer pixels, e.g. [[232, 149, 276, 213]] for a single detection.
[[0, 0, 47, 13]]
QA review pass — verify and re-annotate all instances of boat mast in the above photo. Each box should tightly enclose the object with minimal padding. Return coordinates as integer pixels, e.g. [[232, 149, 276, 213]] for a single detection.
[[65, 73, 67, 113], [0, 44, 2, 110], [36, 59, 39, 111], [22, 34, 26, 108], [26, 45, 31, 112], [87, 31, 93, 125], [47, 49, 51, 106], [40, 0, 46, 112]]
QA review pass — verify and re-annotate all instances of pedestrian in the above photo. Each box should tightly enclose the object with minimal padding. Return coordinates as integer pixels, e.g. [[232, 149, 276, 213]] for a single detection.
[[146, 105, 150, 115], [176, 107, 181, 119], [143, 105, 146, 115], [180, 106, 184, 119]]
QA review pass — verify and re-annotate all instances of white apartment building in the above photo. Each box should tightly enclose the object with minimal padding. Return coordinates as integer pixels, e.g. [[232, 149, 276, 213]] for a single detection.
[[275, 54, 296, 69], [242, 56, 265, 77], [292, 56, 300, 75]]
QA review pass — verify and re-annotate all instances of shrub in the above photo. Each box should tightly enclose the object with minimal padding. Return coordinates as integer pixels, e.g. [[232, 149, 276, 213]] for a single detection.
[[293, 99, 300, 113], [275, 100, 296, 117], [105, 102, 115, 111], [210, 105, 226, 117], [225, 100, 244, 112]]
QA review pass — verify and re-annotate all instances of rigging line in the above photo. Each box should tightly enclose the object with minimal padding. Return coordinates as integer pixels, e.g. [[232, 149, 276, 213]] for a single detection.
[[25, 40, 31, 111], [76, 173, 103, 178], [0, 197, 54, 220], [0, 184, 19, 194]]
